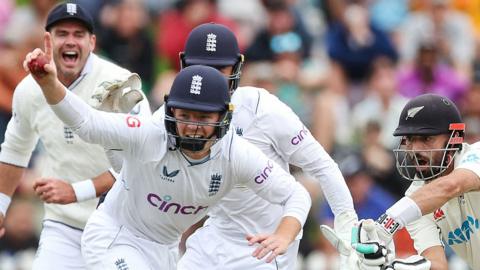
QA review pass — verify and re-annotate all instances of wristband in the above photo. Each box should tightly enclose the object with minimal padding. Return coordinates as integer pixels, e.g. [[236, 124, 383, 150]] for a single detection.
[[386, 196, 422, 228], [72, 179, 96, 202], [0, 192, 12, 217], [376, 213, 401, 236]]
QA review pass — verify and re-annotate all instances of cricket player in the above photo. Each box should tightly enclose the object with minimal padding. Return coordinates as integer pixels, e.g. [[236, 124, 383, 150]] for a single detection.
[[169, 23, 357, 269], [0, 2, 149, 269], [24, 32, 312, 270], [351, 94, 480, 270]]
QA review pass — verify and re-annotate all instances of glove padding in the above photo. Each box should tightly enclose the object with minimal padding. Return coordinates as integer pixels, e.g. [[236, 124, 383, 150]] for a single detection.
[[334, 210, 360, 269], [352, 219, 396, 268], [89, 73, 144, 113], [384, 255, 431, 270], [320, 224, 383, 270]]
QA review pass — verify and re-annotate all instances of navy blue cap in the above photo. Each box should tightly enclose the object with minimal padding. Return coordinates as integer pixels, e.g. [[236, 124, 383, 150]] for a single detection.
[[167, 65, 230, 112], [45, 2, 94, 33], [183, 23, 240, 67]]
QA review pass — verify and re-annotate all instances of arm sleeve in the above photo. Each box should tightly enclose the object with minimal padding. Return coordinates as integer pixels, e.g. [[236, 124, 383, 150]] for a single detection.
[[406, 214, 443, 255], [0, 80, 39, 167], [234, 137, 312, 227], [50, 90, 146, 155], [259, 96, 354, 216], [404, 182, 443, 254]]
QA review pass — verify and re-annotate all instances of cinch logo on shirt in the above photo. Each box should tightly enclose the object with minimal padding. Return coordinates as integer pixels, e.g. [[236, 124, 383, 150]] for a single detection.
[[254, 160, 274, 184], [446, 215, 480, 245], [147, 193, 208, 215], [291, 127, 309, 145]]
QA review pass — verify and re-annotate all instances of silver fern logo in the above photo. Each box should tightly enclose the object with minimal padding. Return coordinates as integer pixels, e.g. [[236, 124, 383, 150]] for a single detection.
[[406, 106, 424, 120], [206, 33, 217, 52], [190, 75, 202, 95]]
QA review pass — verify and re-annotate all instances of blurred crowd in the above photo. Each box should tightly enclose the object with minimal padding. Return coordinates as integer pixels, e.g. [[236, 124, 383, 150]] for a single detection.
[[1, 0, 480, 269]]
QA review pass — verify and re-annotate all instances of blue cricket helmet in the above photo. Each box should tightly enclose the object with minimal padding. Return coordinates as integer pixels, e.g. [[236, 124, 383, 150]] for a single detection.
[[164, 65, 233, 152], [180, 23, 244, 93]]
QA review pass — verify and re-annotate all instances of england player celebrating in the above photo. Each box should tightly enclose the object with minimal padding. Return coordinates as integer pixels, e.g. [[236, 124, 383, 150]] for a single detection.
[[171, 23, 357, 269], [353, 94, 480, 270], [24, 34, 312, 269], [0, 2, 149, 269]]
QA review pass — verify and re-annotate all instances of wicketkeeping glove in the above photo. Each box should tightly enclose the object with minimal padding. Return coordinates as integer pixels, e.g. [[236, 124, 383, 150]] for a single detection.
[[89, 73, 144, 113], [334, 210, 359, 269], [384, 255, 431, 270], [320, 224, 382, 270]]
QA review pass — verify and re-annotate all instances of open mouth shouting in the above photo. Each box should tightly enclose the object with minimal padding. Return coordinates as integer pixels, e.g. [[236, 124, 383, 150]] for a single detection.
[[61, 51, 79, 68]]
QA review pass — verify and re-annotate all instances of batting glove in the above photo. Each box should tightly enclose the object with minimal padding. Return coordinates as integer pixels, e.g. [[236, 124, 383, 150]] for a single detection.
[[384, 255, 431, 270], [89, 73, 144, 113], [352, 217, 397, 269]]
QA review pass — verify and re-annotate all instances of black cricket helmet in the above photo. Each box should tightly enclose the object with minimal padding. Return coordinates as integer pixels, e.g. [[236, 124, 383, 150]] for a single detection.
[[164, 65, 233, 152], [180, 23, 244, 93], [393, 94, 465, 181]]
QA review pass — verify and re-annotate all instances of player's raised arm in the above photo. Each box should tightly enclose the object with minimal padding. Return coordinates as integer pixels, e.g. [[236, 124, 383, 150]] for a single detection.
[[24, 32, 66, 105]]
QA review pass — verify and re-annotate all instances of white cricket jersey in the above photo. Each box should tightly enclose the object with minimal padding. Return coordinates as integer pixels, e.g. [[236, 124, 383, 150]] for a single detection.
[[0, 53, 148, 229], [50, 90, 311, 245], [204, 86, 353, 238], [405, 142, 480, 269]]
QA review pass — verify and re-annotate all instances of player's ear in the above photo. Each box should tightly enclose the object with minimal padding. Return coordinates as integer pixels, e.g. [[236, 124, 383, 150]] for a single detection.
[[89, 34, 96, 52]]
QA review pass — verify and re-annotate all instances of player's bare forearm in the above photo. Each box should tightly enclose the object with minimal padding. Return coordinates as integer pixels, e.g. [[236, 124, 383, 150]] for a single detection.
[[274, 216, 301, 243], [180, 216, 208, 254], [247, 216, 301, 263], [0, 162, 26, 196], [421, 246, 448, 270], [410, 168, 480, 215], [92, 171, 116, 197]]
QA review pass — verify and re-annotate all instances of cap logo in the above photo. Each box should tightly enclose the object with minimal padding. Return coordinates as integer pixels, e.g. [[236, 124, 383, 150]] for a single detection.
[[406, 106, 424, 120], [66, 3, 77, 15], [206, 33, 217, 52], [190, 75, 203, 95]]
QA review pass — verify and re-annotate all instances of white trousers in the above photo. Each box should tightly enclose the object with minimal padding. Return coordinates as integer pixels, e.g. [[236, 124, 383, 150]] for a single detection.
[[81, 209, 179, 270], [178, 224, 300, 270], [32, 220, 86, 270]]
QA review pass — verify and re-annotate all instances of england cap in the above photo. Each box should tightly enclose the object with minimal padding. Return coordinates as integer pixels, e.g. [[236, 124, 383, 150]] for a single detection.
[[45, 2, 94, 33]]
